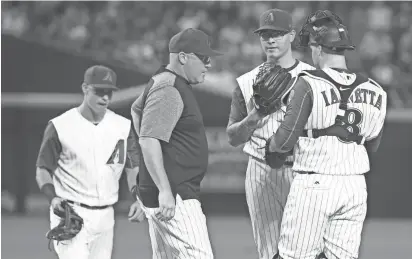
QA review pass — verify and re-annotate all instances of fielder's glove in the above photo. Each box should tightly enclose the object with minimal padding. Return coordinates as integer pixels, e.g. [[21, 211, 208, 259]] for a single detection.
[[46, 200, 83, 246], [252, 63, 294, 115]]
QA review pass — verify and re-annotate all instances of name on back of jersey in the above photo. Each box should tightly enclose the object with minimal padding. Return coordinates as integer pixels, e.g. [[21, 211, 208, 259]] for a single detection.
[[321, 87, 383, 110]]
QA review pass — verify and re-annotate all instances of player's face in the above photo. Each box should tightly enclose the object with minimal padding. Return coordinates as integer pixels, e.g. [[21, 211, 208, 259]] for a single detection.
[[259, 30, 295, 62], [183, 53, 211, 84], [84, 85, 113, 113]]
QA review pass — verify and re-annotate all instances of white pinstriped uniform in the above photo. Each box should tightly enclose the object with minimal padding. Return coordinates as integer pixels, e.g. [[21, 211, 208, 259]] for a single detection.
[[50, 108, 131, 259], [278, 68, 387, 259], [237, 61, 314, 259], [138, 195, 213, 259]]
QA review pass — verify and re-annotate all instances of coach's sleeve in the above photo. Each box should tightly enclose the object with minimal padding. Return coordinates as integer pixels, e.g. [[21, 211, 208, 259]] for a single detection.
[[139, 86, 184, 142], [272, 78, 313, 153], [131, 94, 144, 135], [36, 122, 62, 172]]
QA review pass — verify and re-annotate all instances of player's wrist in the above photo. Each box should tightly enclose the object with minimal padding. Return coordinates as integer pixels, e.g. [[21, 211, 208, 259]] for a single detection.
[[246, 111, 263, 128]]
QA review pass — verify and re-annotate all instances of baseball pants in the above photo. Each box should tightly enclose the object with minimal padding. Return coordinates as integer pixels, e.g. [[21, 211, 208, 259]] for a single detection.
[[245, 157, 295, 259], [141, 194, 214, 259], [49, 204, 114, 259], [278, 173, 368, 259]]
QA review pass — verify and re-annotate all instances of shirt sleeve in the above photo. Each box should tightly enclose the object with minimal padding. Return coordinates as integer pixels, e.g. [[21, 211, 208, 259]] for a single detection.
[[228, 85, 248, 124], [365, 127, 384, 153], [139, 85, 184, 142], [36, 122, 62, 172], [130, 93, 144, 135], [273, 77, 313, 152], [125, 128, 141, 169]]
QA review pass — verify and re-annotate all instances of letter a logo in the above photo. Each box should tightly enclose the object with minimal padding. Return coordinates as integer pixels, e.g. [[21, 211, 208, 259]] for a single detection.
[[107, 140, 125, 164], [103, 72, 113, 83]]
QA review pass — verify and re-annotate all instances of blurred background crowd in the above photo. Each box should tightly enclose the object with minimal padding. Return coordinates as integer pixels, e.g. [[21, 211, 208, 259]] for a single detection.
[[2, 1, 412, 108]]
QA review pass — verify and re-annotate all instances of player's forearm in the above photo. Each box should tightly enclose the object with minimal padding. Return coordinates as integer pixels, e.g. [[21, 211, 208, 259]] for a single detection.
[[36, 167, 57, 203], [227, 112, 262, 147], [125, 167, 139, 200], [139, 137, 172, 193]]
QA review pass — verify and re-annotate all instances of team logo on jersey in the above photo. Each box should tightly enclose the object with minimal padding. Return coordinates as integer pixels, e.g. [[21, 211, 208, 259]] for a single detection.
[[103, 72, 113, 83], [107, 140, 125, 164]]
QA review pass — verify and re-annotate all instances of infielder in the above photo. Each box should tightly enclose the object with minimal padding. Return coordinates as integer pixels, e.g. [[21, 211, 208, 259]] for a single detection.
[[36, 65, 144, 259], [226, 9, 314, 259], [131, 28, 222, 259], [265, 11, 387, 259]]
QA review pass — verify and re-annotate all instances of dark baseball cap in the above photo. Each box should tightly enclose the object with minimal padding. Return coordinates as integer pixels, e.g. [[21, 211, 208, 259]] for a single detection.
[[84, 65, 118, 90], [254, 9, 293, 33], [169, 28, 223, 57]]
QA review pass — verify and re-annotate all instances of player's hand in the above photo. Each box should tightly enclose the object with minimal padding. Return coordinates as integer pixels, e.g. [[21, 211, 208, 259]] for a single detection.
[[51, 197, 65, 215], [156, 190, 175, 221], [247, 98, 267, 128], [128, 201, 146, 223]]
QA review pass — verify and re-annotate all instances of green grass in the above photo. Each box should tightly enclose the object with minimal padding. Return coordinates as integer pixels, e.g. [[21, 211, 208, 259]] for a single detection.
[[2, 216, 411, 259]]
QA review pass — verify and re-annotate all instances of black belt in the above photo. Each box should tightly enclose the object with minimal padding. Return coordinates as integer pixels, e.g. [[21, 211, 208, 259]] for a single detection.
[[66, 200, 111, 210], [253, 156, 294, 167], [297, 171, 317, 175]]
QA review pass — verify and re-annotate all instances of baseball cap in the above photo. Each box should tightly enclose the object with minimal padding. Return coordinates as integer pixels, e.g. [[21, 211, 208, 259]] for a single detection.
[[254, 9, 293, 33], [169, 28, 223, 57], [83, 65, 118, 90]]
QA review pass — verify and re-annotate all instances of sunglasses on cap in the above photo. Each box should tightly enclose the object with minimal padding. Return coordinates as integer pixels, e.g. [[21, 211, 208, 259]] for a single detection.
[[191, 53, 211, 65], [259, 30, 290, 40], [89, 86, 114, 97]]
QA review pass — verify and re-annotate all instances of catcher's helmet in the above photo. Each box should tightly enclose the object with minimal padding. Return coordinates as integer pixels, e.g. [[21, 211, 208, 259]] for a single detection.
[[298, 10, 355, 52]]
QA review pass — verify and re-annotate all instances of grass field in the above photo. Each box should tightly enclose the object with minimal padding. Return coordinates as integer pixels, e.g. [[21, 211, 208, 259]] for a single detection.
[[2, 215, 411, 259]]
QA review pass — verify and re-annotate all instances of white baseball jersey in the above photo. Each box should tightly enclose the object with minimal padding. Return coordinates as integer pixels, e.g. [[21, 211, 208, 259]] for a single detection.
[[237, 60, 315, 161], [236, 60, 314, 259], [293, 67, 387, 175], [51, 108, 131, 206]]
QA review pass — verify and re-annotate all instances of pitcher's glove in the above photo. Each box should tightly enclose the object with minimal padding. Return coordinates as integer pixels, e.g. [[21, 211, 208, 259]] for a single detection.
[[252, 63, 294, 115], [46, 201, 83, 243], [264, 136, 293, 169]]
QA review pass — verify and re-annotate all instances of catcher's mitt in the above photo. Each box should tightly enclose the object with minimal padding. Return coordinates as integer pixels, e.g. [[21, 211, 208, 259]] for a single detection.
[[264, 136, 292, 169], [252, 63, 294, 115], [46, 201, 83, 246]]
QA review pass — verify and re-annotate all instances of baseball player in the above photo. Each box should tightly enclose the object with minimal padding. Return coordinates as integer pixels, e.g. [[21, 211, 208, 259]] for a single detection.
[[226, 9, 314, 259], [265, 11, 387, 259], [130, 28, 222, 259], [36, 65, 144, 259]]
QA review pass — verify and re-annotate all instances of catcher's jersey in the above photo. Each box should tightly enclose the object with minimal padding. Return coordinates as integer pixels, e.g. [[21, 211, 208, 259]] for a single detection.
[[237, 60, 314, 161], [293, 68, 387, 175], [51, 108, 131, 206]]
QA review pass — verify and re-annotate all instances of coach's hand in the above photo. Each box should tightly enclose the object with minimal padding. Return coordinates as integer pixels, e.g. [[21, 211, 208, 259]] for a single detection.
[[156, 190, 176, 221], [128, 201, 146, 223]]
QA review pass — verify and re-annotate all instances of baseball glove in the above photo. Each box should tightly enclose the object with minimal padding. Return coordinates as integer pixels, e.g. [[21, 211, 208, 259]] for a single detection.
[[252, 63, 294, 115], [46, 201, 83, 245], [264, 135, 292, 169]]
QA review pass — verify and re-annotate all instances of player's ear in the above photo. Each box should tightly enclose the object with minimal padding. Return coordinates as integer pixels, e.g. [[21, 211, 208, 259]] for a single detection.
[[289, 30, 296, 43], [81, 83, 88, 94]]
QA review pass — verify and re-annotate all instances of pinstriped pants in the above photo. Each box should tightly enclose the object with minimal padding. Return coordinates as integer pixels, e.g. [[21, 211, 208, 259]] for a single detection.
[[142, 195, 214, 259], [278, 174, 368, 259], [245, 157, 295, 259]]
